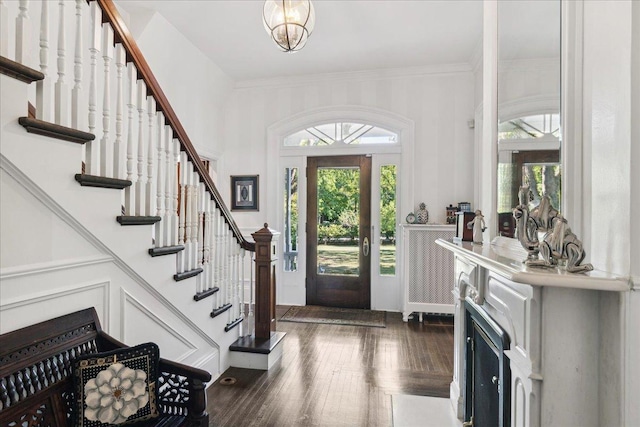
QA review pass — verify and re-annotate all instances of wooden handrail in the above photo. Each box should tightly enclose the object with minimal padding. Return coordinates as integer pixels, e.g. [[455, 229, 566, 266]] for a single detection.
[[94, 0, 254, 251]]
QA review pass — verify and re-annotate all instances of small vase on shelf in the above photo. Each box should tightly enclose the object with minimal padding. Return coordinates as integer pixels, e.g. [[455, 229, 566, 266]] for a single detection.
[[416, 203, 429, 224]]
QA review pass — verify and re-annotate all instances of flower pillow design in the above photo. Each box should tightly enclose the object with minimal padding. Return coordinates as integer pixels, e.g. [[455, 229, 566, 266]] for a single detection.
[[73, 342, 160, 426]]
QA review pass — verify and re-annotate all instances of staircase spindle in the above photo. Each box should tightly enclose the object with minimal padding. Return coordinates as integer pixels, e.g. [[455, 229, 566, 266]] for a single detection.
[[215, 209, 223, 308], [177, 154, 188, 273], [184, 163, 194, 272], [113, 44, 125, 179], [54, 0, 68, 126], [196, 184, 206, 294], [86, 2, 101, 175], [15, 0, 30, 65], [246, 251, 255, 336], [204, 197, 213, 291], [35, 0, 51, 122], [146, 96, 156, 215], [226, 225, 232, 322], [154, 113, 166, 248], [99, 24, 113, 176], [190, 170, 200, 272], [0, 0, 8, 57], [135, 79, 147, 215], [240, 248, 246, 335], [163, 126, 173, 245], [212, 208, 221, 307], [71, 0, 83, 129], [234, 244, 240, 321], [123, 63, 137, 215], [172, 138, 180, 246]]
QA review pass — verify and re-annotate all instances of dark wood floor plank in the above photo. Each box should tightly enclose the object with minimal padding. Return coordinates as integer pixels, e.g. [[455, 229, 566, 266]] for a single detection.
[[207, 307, 454, 426]]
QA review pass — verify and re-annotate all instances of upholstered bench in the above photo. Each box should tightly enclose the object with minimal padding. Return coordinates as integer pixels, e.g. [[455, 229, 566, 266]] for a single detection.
[[0, 308, 211, 426]]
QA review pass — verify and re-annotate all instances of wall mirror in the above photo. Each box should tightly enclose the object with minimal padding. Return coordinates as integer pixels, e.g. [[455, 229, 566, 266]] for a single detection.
[[496, 0, 561, 237]]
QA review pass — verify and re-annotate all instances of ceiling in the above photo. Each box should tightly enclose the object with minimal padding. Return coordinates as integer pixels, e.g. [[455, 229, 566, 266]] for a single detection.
[[116, 0, 484, 82]]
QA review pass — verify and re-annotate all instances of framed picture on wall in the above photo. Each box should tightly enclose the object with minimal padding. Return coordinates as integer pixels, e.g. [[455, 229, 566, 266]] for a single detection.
[[231, 175, 259, 211]]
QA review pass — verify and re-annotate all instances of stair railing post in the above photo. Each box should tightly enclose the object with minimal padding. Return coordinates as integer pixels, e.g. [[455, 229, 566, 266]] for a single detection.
[[246, 250, 255, 337], [163, 126, 172, 244], [54, 0, 68, 126], [172, 138, 180, 246], [252, 224, 277, 339]]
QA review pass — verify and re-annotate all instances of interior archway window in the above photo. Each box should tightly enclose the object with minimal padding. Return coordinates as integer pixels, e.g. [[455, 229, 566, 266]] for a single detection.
[[498, 113, 559, 141], [284, 122, 398, 147]]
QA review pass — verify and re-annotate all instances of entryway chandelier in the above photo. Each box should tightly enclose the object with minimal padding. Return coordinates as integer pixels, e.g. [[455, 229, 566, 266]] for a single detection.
[[263, 0, 315, 52]]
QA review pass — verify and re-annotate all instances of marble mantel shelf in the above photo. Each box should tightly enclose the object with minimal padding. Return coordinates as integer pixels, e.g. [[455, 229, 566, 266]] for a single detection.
[[436, 236, 631, 292]]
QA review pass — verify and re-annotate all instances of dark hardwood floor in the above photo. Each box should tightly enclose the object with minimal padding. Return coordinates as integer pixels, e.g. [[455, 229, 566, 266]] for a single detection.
[[207, 307, 454, 426]]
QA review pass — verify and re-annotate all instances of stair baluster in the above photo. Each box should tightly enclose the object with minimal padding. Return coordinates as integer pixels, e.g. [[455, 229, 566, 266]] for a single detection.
[[113, 44, 125, 179], [54, 0, 67, 126], [71, 0, 83, 130], [85, 1, 100, 174], [163, 126, 173, 244], [0, 0, 8, 57], [177, 155, 187, 273], [123, 63, 136, 214], [134, 79, 146, 215], [154, 113, 165, 247], [35, 0, 51, 122], [190, 170, 199, 272], [172, 138, 180, 246], [15, 0, 30, 65], [98, 24, 113, 176], [146, 96, 156, 215]]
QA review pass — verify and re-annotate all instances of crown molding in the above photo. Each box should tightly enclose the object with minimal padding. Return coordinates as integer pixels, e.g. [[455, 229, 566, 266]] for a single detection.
[[235, 62, 474, 89]]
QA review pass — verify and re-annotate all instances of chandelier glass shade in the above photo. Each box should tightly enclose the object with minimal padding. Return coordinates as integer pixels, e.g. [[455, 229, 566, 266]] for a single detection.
[[263, 0, 315, 52]]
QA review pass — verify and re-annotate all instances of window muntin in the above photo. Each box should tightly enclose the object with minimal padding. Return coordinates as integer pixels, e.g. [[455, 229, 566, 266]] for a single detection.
[[284, 122, 398, 147]]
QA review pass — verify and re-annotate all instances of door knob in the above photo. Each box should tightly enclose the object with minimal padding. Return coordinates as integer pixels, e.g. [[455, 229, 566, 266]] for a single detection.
[[363, 237, 370, 257]]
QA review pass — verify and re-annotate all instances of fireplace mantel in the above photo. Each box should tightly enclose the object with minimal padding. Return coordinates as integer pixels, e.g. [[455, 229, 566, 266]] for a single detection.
[[437, 236, 631, 427], [437, 237, 631, 291]]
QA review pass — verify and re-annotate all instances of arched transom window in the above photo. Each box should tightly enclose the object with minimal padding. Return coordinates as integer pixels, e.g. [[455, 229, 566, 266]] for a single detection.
[[498, 113, 560, 141], [284, 122, 398, 147]]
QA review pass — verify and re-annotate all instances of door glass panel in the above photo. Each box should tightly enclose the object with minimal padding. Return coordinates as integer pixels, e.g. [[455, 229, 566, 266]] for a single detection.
[[317, 167, 360, 276], [283, 167, 298, 272], [380, 165, 397, 276]]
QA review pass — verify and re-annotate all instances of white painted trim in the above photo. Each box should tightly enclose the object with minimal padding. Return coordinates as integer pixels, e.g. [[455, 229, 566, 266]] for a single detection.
[[235, 63, 474, 89], [0, 153, 219, 349], [120, 288, 199, 363], [0, 255, 113, 279], [632, 276, 640, 291], [0, 280, 111, 325], [561, 0, 585, 236]]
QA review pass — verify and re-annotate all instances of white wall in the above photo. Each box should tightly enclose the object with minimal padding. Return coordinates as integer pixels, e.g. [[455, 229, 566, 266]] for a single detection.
[[124, 8, 234, 159], [220, 69, 476, 232]]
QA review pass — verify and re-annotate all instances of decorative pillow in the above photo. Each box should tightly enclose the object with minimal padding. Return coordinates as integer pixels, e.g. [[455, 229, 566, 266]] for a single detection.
[[73, 342, 160, 426]]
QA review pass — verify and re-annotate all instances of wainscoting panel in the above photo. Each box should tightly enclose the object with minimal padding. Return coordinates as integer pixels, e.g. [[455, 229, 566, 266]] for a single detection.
[[120, 288, 198, 363]]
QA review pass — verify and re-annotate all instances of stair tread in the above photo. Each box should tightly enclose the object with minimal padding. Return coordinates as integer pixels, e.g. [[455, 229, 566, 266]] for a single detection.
[[75, 174, 132, 189], [0, 56, 44, 83], [19, 117, 94, 144], [211, 303, 232, 318], [117, 215, 162, 226], [149, 245, 185, 257], [174, 268, 203, 282], [194, 287, 219, 301]]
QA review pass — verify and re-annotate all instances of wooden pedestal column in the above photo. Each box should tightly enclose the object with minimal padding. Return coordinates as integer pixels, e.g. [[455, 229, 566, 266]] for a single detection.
[[252, 223, 277, 339]]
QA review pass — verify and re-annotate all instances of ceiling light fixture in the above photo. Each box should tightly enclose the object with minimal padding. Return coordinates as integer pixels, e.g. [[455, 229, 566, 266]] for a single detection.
[[263, 0, 315, 52]]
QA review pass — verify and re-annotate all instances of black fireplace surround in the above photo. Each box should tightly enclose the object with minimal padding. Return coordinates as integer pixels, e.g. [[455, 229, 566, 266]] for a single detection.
[[464, 298, 511, 427]]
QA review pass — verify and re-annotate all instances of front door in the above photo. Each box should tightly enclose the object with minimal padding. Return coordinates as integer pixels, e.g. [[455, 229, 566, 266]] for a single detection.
[[306, 155, 372, 308]]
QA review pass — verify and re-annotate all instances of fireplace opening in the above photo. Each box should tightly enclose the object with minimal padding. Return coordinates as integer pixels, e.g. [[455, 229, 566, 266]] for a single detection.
[[464, 300, 511, 427]]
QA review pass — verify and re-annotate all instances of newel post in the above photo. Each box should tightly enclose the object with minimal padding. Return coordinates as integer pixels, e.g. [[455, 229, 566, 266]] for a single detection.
[[252, 223, 277, 339]]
